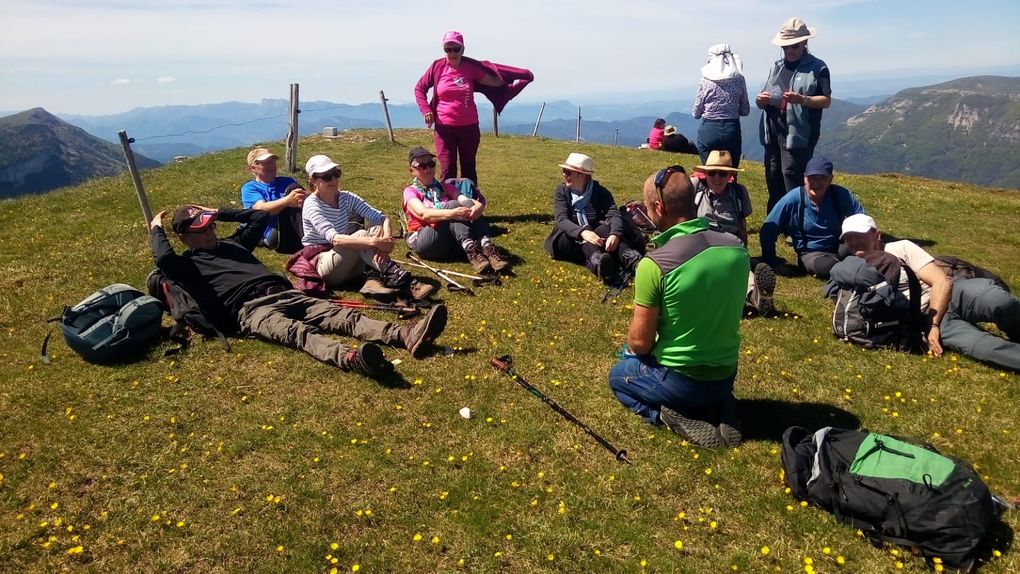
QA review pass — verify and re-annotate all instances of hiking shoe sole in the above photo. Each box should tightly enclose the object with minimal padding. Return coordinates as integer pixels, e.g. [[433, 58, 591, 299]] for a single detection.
[[717, 393, 742, 447], [660, 406, 723, 448], [351, 343, 394, 378], [596, 253, 619, 285], [752, 262, 776, 314], [407, 304, 448, 359]]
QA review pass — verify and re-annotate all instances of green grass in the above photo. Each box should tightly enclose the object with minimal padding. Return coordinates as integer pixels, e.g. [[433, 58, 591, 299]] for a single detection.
[[1, 130, 1018, 573]]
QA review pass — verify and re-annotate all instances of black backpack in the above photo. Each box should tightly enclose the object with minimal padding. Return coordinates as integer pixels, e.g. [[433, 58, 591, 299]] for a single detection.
[[781, 426, 1002, 570], [933, 255, 1010, 293], [824, 253, 925, 352], [146, 269, 230, 354], [50, 284, 164, 363]]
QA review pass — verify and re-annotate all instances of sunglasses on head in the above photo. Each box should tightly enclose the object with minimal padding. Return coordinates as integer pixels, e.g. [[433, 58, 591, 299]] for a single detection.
[[314, 169, 341, 182], [413, 160, 436, 169], [444, 45, 462, 53], [655, 165, 686, 191]]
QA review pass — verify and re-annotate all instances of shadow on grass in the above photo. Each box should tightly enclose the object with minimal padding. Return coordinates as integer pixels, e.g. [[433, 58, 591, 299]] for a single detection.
[[738, 399, 860, 442], [486, 213, 553, 225]]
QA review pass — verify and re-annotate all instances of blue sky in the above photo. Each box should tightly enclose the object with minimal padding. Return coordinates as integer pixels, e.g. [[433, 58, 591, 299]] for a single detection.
[[1, 0, 1018, 115]]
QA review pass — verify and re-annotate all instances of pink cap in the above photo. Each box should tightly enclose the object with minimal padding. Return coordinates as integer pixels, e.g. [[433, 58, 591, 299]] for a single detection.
[[442, 30, 464, 47]]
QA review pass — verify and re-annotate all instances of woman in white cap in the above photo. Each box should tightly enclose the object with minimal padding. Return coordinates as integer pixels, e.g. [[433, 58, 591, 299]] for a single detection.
[[692, 44, 750, 168], [414, 30, 534, 186], [297, 154, 435, 301], [755, 17, 831, 215], [544, 153, 644, 284]]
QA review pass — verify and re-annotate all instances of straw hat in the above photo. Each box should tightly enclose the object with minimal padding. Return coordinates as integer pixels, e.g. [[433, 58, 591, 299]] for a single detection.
[[663, 125, 678, 136], [558, 153, 594, 174], [771, 17, 817, 47], [693, 150, 743, 173]]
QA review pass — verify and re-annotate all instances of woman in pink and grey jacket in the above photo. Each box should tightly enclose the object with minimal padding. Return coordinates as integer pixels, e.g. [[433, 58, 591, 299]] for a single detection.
[[414, 30, 533, 185]]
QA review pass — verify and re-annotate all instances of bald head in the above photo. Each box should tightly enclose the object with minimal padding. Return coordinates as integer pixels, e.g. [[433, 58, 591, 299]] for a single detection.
[[642, 168, 697, 224]]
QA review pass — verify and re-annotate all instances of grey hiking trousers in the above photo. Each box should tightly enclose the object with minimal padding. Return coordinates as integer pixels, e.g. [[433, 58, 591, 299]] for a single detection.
[[237, 290, 403, 368], [940, 278, 1020, 372]]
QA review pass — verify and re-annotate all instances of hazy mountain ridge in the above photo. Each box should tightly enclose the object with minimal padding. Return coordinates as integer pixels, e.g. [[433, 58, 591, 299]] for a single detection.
[[0, 108, 160, 198], [816, 76, 1020, 188]]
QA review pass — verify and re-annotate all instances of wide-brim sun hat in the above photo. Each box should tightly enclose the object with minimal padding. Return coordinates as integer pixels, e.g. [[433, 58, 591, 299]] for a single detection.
[[693, 150, 743, 173], [558, 152, 594, 174], [771, 17, 817, 47]]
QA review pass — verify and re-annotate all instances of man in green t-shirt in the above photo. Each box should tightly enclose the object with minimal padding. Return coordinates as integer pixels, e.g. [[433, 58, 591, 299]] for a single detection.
[[608, 166, 750, 448]]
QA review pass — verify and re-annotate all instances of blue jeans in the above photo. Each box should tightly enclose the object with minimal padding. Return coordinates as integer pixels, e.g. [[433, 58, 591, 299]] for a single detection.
[[608, 354, 736, 425], [696, 118, 743, 168]]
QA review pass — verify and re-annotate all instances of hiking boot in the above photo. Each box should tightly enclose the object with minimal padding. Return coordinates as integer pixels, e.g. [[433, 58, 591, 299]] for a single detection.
[[341, 343, 394, 378], [361, 277, 397, 297], [659, 406, 723, 448], [716, 394, 742, 448], [408, 279, 437, 301], [749, 262, 776, 314], [596, 252, 619, 285], [377, 259, 412, 290], [465, 244, 492, 274], [399, 304, 448, 358], [618, 246, 643, 273], [482, 244, 510, 272]]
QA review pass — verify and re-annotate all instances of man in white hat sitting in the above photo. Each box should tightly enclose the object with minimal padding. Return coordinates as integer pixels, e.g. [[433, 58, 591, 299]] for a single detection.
[[839, 214, 1019, 371], [544, 153, 644, 284]]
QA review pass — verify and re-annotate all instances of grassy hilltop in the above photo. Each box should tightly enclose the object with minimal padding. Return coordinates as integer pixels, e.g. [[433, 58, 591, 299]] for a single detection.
[[0, 130, 1018, 573]]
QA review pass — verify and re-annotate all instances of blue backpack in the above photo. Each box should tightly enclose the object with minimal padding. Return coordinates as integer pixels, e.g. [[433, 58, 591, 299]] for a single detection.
[[51, 284, 164, 363]]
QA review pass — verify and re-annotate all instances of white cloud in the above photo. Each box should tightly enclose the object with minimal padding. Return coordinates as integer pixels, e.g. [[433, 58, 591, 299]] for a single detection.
[[156, 76, 176, 83], [110, 78, 131, 85]]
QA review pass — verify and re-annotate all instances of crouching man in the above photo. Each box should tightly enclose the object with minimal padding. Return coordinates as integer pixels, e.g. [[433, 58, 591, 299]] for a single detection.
[[608, 167, 749, 447], [151, 205, 447, 378]]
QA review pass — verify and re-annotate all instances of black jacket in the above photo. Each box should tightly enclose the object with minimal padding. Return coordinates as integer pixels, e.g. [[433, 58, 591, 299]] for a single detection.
[[151, 208, 292, 329], [544, 181, 625, 256]]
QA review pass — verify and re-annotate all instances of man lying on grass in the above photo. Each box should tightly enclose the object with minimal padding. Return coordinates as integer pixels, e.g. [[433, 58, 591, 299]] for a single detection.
[[609, 166, 749, 448], [150, 205, 447, 378]]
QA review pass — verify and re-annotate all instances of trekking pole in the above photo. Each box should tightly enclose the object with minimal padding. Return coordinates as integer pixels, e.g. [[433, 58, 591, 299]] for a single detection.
[[404, 252, 476, 295], [331, 299, 420, 317], [601, 270, 634, 304], [490, 354, 632, 464], [394, 258, 502, 287]]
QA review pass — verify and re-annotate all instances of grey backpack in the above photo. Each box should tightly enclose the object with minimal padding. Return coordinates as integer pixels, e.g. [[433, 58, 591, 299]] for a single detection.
[[52, 284, 164, 363]]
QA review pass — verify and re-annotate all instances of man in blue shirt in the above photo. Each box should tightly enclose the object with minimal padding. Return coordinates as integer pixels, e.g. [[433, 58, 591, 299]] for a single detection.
[[240, 147, 307, 253], [759, 156, 865, 278]]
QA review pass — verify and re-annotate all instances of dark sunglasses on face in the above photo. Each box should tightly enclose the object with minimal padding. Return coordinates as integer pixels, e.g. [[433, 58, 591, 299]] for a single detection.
[[562, 169, 578, 177], [413, 161, 436, 169], [315, 169, 341, 182], [444, 46, 462, 53], [706, 170, 729, 177]]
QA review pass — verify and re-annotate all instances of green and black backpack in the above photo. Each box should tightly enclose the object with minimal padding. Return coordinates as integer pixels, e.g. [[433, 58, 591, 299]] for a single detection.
[[781, 426, 1003, 570]]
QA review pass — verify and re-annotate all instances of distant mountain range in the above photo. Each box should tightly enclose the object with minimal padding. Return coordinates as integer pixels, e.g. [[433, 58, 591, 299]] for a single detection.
[[0, 108, 160, 198], [2, 75, 1017, 196]]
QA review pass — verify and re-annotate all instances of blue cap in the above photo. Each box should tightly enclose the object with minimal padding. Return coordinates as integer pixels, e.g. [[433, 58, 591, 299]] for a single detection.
[[804, 156, 834, 177]]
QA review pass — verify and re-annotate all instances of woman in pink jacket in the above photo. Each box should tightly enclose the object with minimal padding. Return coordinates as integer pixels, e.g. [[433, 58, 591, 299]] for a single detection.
[[414, 30, 533, 185]]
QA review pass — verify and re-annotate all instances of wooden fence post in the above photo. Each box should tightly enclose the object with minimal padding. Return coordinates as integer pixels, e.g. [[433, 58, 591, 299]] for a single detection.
[[380, 90, 395, 143], [285, 83, 299, 173], [576, 107, 581, 143], [492, 108, 499, 137], [532, 102, 545, 137], [118, 130, 153, 227]]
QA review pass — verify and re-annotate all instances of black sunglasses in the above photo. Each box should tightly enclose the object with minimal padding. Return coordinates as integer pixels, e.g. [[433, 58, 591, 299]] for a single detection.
[[314, 169, 341, 182], [654, 165, 686, 195], [444, 46, 462, 53], [413, 160, 436, 169], [705, 170, 729, 178]]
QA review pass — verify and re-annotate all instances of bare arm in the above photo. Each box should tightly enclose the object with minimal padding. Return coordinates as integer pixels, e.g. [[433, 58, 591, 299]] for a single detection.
[[627, 303, 659, 356], [916, 262, 951, 357]]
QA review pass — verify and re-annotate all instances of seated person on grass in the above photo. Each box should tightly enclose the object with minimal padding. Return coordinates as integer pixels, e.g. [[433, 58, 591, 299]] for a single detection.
[[544, 153, 644, 285], [150, 205, 448, 378], [759, 156, 865, 278], [296, 154, 436, 301], [660, 125, 700, 155], [240, 147, 307, 254], [402, 146, 510, 274], [839, 214, 1020, 372], [691, 149, 776, 314], [609, 166, 749, 448]]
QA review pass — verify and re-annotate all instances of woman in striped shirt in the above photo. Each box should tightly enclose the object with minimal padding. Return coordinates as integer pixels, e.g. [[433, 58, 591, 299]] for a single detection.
[[302, 154, 435, 300]]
